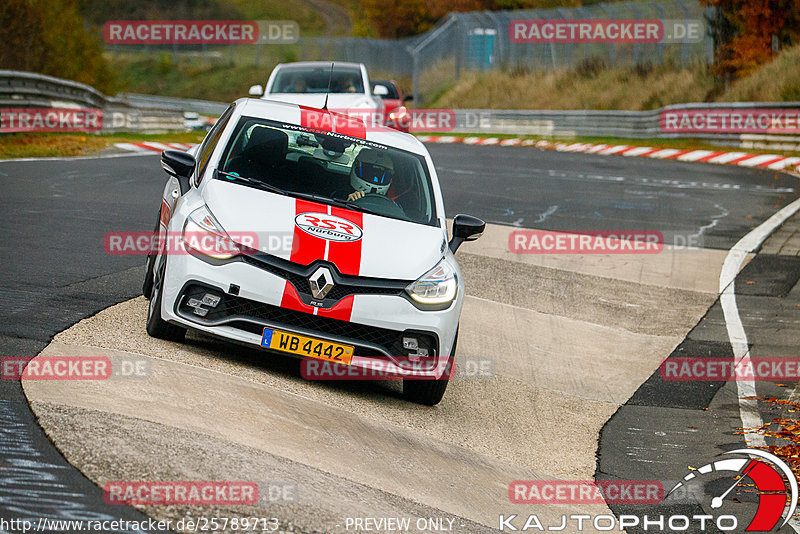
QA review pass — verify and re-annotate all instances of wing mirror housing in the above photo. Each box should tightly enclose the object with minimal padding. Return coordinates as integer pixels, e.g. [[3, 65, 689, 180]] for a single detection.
[[449, 214, 485, 253], [403, 94, 414, 102], [249, 84, 264, 97], [161, 150, 196, 195], [373, 84, 389, 96]]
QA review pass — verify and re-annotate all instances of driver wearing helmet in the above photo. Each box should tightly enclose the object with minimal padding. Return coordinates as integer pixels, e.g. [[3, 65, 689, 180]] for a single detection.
[[344, 149, 393, 202]]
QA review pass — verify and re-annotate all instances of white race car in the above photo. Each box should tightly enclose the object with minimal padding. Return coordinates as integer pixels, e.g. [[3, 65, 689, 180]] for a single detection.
[[249, 62, 385, 127], [143, 97, 484, 405]]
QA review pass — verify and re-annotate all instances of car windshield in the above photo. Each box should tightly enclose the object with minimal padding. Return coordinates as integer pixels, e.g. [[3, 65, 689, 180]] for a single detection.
[[270, 66, 364, 94], [215, 116, 436, 226]]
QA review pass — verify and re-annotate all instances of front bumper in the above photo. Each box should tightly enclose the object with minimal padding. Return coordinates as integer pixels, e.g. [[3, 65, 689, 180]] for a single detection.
[[160, 252, 461, 378]]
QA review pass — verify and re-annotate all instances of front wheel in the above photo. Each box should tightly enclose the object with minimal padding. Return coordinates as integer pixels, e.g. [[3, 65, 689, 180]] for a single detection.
[[145, 261, 186, 342], [402, 330, 457, 406], [143, 208, 162, 298]]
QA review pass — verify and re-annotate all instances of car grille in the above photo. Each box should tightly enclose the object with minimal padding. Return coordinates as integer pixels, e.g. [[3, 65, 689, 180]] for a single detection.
[[176, 283, 437, 358], [241, 252, 407, 303]]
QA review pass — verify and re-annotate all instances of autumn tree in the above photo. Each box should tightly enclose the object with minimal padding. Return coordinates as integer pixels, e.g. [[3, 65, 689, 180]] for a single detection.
[[703, 0, 800, 79], [0, 0, 115, 93]]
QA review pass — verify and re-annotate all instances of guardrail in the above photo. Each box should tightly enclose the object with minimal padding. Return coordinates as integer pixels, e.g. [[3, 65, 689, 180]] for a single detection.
[[0, 70, 190, 133], [1, 70, 798, 151], [450, 103, 800, 151], [0, 70, 109, 109], [114, 93, 228, 116]]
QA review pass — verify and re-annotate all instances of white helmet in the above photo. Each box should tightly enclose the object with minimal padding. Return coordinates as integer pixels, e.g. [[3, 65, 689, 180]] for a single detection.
[[350, 149, 393, 195]]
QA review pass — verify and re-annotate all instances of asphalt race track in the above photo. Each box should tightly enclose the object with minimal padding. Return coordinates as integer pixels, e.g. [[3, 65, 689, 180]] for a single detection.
[[1, 144, 799, 533]]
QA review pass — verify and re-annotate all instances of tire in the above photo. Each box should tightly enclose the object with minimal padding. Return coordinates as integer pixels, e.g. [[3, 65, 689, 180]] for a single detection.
[[145, 261, 186, 342], [402, 330, 457, 406], [142, 253, 156, 298], [143, 209, 162, 298]]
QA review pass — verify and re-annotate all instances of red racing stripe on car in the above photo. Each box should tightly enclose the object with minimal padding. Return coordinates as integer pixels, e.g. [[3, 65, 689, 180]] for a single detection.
[[159, 198, 171, 229], [290, 198, 328, 266], [318, 294, 353, 321], [327, 207, 363, 276], [279, 282, 354, 321], [299, 106, 366, 139]]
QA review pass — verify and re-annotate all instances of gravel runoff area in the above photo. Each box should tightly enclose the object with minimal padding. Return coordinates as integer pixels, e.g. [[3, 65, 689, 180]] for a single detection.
[[24, 223, 722, 533]]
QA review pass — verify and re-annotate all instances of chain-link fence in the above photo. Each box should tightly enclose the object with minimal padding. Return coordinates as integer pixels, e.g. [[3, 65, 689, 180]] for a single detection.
[[407, 0, 714, 105], [105, 0, 715, 106]]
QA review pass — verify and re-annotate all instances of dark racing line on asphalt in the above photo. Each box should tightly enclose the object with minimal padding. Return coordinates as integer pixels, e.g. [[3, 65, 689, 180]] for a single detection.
[[0, 145, 796, 529]]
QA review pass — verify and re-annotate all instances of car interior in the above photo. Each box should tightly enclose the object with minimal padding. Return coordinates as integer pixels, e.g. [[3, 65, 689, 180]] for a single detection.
[[218, 120, 434, 225]]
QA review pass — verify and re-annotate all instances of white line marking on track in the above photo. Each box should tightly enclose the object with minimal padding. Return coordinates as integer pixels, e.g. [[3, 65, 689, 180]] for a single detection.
[[719, 197, 800, 454], [720, 195, 799, 534]]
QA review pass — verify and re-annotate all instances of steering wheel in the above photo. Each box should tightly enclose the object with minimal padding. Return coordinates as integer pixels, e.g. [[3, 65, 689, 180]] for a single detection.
[[354, 193, 406, 218]]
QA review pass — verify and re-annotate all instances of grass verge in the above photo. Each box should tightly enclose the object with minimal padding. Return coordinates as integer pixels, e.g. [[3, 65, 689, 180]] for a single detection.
[[430, 44, 800, 111], [0, 132, 205, 160]]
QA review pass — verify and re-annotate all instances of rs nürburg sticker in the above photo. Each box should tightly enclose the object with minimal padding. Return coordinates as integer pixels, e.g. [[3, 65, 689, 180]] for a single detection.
[[294, 212, 362, 242]]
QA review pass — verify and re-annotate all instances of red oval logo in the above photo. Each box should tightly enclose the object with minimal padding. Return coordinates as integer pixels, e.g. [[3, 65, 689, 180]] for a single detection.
[[294, 212, 362, 242]]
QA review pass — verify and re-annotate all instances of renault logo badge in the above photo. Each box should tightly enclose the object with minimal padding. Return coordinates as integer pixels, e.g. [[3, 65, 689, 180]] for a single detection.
[[309, 267, 334, 299]]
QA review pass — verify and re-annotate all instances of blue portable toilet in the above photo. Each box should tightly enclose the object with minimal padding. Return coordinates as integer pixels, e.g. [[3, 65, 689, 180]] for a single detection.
[[466, 28, 496, 69]]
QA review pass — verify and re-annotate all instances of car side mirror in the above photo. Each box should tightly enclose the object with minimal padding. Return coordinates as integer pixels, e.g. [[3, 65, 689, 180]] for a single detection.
[[449, 214, 485, 253], [373, 85, 389, 96], [161, 150, 196, 195], [403, 94, 414, 103], [249, 84, 264, 97]]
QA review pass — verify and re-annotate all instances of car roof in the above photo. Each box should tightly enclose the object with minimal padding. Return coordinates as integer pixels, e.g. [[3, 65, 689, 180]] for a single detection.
[[235, 98, 427, 156], [274, 61, 364, 70]]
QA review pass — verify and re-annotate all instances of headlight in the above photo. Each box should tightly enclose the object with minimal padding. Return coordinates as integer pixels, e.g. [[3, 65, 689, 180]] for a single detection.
[[406, 258, 458, 308], [389, 106, 407, 120], [183, 205, 240, 260]]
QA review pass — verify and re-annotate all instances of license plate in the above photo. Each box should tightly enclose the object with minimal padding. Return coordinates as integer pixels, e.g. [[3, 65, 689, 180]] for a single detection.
[[261, 328, 353, 365]]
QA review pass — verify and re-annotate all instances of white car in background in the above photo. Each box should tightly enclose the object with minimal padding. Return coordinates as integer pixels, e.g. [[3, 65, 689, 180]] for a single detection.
[[144, 97, 484, 405], [249, 62, 385, 127]]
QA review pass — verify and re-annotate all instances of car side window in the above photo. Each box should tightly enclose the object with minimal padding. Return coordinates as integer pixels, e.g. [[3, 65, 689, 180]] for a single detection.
[[195, 105, 235, 186]]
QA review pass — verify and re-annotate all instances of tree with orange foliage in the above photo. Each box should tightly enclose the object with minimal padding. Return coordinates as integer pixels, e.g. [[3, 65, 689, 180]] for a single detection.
[[703, 0, 800, 79]]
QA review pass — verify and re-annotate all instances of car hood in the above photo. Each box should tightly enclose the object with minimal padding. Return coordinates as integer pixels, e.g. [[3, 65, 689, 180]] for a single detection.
[[202, 179, 445, 280], [262, 92, 382, 111]]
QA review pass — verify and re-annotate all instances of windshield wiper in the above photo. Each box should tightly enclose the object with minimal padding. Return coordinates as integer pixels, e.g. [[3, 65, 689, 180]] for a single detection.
[[290, 192, 385, 217], [340, 199, 385, 217], [215, 170, 288, 196]]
